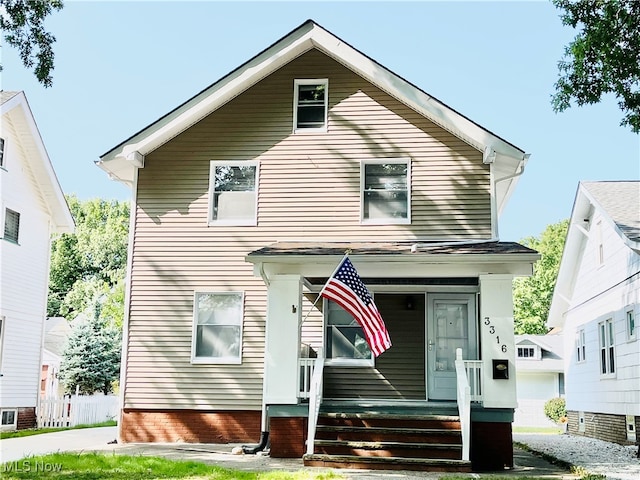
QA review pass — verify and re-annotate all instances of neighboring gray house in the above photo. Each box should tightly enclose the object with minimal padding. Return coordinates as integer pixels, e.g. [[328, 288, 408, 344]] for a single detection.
[[548, 181, 639, 445], [514, 333, 564, 427]]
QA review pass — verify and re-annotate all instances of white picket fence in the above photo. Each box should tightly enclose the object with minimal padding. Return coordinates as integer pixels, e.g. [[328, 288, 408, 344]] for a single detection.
[[38, 394, 118, 428]]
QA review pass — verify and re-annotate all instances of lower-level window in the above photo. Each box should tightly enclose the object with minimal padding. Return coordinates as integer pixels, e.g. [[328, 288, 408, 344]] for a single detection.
[[1, 409, 17, 430], [192, 292, 243, 364], [325, 299, 372, 365]]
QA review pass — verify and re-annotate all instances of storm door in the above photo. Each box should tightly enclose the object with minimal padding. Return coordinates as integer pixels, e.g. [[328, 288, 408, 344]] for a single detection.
[[426, 293, 477, 400]]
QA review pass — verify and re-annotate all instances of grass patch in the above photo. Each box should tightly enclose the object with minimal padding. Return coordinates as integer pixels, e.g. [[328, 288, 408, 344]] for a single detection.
[[0, 421, 117, 440], [0, 452, 342, 479]]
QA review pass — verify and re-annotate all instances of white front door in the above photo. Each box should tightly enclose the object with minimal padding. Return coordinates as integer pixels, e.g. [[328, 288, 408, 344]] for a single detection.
[[426, 293, 477, 400]]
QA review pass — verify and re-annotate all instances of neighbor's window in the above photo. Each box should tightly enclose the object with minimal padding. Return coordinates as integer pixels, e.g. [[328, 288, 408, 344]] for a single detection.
[[596, 220, 604, 266], [576, 328, 586, 363], [1, 409, 16, 430], [517, 347, 536, 359], [192, 292, 243, 364], [294, 79, 328, 132], [325, 298, 373, 365], [0, 137, 5, 168], [361, 159, 410, 224], [209, 162, 258, 225], [3, 209, 20, 243], [627, 309, 636, 341], [598, 318, 615, 375]]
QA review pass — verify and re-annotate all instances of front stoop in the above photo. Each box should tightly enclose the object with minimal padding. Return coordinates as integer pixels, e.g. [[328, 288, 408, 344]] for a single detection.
[[303, 412, 471, 472]]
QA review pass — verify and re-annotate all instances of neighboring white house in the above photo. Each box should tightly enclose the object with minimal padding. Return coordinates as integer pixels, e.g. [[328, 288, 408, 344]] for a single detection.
[[548, 181, 639, 445], [0, 91, 74, 430], [41, 316, 72, 397], [513, 333, 564, 427]]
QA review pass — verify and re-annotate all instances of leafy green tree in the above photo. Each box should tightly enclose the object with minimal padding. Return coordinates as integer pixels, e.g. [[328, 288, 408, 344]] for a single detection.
[[59, 305, 121, 395], [0, 0, 64, 87], [552, 0, 640, 133], [513, 219, 569, 334], [48, 195, 129, 322]]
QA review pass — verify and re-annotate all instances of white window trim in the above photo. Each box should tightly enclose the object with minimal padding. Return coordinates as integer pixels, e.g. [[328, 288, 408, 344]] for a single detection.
[[516, 345, 540, 360], [208, 161, 259, 226], [598, 318, 616, 378], [0, 137, 6, 170], [1, 409, 17, 431], [360, 158, 411, 225], [596, 220, 604, 267], [323, 298, 374, 367], [191, 291, 244, 365], [576, 328, 586, 363], [2, 206, 20, 244], [626, 306, 637, 342], [293, 78, 328, 133]]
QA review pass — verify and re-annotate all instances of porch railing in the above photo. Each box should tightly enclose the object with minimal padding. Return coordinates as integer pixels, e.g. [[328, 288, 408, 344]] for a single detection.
[[305, 354, 325, 455], [298, 357, 316, 399], [454, 348, 471, 462], [463, 359, 483, 402]]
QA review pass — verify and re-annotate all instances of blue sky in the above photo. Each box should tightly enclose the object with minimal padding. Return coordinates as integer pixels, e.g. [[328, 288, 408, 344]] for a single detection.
[[2, 0, 638, 242]]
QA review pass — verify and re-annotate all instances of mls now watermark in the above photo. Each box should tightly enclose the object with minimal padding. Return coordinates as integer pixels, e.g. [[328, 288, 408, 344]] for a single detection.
[[2, 460, 63, 473]]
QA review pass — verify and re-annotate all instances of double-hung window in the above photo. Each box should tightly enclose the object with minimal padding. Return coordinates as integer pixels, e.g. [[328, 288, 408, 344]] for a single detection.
[[598, 318, 615, 375], [209, 162, 258, 225], [325, 299, 373, 366], [293, 79, 328, 132], [361, 159, 410, 224], [576, 328, 586, 363], [3, 208, 20, 244], [627, 308, 636, 341], [0, 138, 5, 168], [192, 292, 243, 364]]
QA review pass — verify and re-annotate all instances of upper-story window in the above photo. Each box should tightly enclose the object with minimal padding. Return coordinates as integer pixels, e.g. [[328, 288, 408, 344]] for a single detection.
[[598, 318, 615, 376], [361, 159, 411, 224], [596, 220, 604, 266], [627, 308, 636, 341], [3, 209, 20, 244], [576, 328, 586, 363], [208, 161, 259, 226], [0, 138, 5, 168], [293, 79, 328, 132], [517, 346, 538, 359]]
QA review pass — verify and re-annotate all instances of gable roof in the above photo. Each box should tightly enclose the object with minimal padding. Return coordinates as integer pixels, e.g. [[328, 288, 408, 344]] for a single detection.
[[1, 91, 74, 233], [97, 20, 529, 216], [515, 333, 563, 357], [547, 181, 640, 328]]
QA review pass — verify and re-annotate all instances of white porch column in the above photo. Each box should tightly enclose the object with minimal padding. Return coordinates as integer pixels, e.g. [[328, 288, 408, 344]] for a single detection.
[[479, 274, 517, 408], [263, 274, 302, 405]]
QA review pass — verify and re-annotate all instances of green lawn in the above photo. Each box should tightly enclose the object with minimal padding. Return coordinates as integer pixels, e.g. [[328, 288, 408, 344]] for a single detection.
[[0, 421, 117, 440], [0, 453, 342, 480]]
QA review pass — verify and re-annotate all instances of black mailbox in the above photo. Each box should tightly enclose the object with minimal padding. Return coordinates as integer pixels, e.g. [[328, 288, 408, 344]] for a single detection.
[[492, 359, 509, 379]]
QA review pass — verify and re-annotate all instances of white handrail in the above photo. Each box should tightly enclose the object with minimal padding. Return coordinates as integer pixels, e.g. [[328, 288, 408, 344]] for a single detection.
[[298, 357, 315, 399], [463, 359, 483, 402], [454, 348, 471, 462], [305, 353, 325, 455]]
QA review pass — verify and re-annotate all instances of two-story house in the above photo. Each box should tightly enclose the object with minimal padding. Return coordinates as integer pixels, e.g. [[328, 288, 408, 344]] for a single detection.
[[548, 181, 639, 446], [0, 91, 74, 430], [97, 21, 539, 472]]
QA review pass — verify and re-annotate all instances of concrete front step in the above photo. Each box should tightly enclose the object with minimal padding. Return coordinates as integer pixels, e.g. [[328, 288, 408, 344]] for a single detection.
[[318, 412, 462, 430], [303, 454, 472, 472], [313, 439, 462, 459], [315, 424, 461, 443]]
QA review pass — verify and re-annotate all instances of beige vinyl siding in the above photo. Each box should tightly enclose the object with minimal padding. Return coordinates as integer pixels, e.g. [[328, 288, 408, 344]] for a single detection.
[[125, 48, 491, 409]]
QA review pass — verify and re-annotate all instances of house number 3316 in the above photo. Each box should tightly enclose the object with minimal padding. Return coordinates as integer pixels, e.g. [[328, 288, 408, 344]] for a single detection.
[[484, 317, 507, 353]]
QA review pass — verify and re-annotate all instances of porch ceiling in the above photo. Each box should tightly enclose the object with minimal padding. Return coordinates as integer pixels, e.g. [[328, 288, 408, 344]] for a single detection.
[[245, 241, 540, 278]]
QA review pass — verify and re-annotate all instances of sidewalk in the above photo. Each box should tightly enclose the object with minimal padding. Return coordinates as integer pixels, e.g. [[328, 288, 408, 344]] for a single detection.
[[0, 426, 578, 479]]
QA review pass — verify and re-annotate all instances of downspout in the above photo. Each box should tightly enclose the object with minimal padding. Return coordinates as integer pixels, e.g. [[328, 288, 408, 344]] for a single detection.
[[242, 260, 270, 454]]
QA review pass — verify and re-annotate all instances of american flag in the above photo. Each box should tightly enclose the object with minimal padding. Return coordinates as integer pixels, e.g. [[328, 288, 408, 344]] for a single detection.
[[321, 257, 391, 357]]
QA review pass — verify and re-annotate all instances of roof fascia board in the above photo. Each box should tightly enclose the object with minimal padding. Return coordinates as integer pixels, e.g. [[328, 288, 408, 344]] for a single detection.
[[2, 92, 74, 233], [547, 184, 592, 327]]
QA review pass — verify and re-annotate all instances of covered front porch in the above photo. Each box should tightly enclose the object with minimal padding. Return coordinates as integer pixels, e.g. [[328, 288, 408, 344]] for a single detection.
[[246, 241, 539, 471]]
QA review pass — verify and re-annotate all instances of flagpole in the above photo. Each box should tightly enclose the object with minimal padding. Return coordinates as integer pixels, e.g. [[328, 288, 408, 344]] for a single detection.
[[299, 250, 350, 326]]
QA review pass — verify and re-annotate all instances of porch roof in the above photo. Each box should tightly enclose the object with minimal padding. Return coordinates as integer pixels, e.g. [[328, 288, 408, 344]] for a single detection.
[[246, 241, 539, 278]]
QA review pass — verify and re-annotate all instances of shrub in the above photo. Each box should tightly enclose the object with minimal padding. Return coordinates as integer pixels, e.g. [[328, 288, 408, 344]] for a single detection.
[[544, 397, 567, 423]]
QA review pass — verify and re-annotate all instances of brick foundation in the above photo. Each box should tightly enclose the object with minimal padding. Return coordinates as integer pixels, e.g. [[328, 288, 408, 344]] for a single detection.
[[567, 410, 637, 446], [471, 421, 513, 471], [270, 417, 306, 458], [17, 407, 36, 430], [120, 409, 261, 443]]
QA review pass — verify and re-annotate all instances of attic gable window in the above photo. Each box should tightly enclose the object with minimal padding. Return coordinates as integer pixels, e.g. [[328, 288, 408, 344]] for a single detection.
[[0, 138, 5, 168], [209, 161, 258, 226], [294, 79, 328, 132], [517, 346, 538, 359], [361, 159, 411, 224]]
